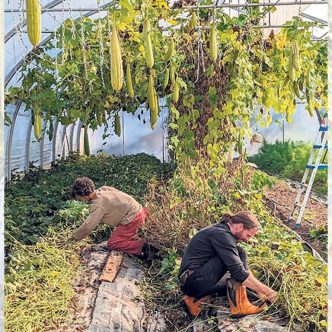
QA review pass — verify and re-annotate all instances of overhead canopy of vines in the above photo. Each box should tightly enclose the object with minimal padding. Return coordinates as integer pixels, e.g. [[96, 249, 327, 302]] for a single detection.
[[6, 0, 327, 168]]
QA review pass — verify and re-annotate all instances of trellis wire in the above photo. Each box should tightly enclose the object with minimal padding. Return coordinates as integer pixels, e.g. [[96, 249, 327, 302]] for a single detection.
[[97, 1, 106, 88]]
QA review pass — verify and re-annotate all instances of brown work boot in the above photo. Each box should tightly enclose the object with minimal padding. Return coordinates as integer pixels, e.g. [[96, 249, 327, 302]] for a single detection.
[[183, 295, 211, 316], [226, 279, 267, 318]]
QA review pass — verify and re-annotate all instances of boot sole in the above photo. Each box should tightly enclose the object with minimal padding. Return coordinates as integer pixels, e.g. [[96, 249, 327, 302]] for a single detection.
[[230, 314, 247, 319], [230, 312, 264, 319]]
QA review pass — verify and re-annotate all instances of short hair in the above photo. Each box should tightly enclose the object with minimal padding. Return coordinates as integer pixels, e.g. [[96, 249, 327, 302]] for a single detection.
[[71, 177, 95, 198], [223, 211, 259, 230]]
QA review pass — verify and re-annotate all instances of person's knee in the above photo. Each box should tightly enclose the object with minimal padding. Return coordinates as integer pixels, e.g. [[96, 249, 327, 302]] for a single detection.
[[107, 237, 123, 250]]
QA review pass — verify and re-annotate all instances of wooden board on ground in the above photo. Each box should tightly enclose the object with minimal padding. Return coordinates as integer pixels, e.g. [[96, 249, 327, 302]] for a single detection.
[[98, 251, 123, 282]]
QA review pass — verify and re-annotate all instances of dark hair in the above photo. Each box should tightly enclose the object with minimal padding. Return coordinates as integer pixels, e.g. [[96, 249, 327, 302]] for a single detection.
[[223, 211, 259, 230], [71, 177, 95, 198]]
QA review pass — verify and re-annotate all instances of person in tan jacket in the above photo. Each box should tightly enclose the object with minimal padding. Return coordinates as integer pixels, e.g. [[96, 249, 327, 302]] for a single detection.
[[71, 177, 156, 260]]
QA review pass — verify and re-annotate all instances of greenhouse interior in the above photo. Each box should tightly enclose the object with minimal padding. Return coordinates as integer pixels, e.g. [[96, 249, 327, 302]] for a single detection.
[[2, 0, 328, 331]]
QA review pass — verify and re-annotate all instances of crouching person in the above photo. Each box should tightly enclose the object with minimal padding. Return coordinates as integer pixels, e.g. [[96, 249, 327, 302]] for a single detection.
[[71, 177, 157, 261], [179, 211, 277, 317]]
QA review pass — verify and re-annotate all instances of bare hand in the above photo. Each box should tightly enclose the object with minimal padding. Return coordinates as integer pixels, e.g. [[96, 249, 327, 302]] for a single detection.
[[258, 289, 278, 304]]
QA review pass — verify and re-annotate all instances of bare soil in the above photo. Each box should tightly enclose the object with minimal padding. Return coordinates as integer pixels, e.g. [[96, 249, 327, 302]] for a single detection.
[[265, 179, 327, 260]]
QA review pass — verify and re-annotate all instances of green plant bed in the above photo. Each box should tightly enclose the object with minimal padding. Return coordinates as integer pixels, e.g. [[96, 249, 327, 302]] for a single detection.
[[143, 159, 327, 331], [248, 140, 327, 196], [243, 202, 327, 331], [5, 152, 174, 251], [5, 153, 174, 331], [5, 227, 89, 331]]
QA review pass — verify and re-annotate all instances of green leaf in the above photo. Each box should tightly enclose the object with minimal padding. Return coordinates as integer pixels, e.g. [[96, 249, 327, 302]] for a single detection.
[[208, 86, 217, 106]]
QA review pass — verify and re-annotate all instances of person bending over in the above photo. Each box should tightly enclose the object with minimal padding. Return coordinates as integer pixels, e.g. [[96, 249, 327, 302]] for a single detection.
[[71, 177, 156, 261]]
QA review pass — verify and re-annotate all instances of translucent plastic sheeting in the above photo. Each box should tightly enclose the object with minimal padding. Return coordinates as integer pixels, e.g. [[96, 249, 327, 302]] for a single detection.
[[41, 118, 55, 167], [79, 100, 170, 162], [3, 0, 326, 180], [302, 5, 328, 38], [234, 103, 321, 158], [258, 103, 320, 144], [29, 118, 44, 169], [72, 119, 81, 153], [54, 123, 71, 160], [4, 0, 327, 87], [4, 103, 30, 175], [4, 0, 110, 86]]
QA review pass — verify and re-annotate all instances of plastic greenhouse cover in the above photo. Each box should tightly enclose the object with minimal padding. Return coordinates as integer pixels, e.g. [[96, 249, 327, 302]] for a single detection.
[[3, 0, 326, 175], [4, 98, 170, 176], [4, 1, 327, 83]]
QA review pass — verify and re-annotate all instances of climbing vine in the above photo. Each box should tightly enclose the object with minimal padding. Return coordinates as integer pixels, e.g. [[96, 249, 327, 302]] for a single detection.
[[6, 0, 327, 168]]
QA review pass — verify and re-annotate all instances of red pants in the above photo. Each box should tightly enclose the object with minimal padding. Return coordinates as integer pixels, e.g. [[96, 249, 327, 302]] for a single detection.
[[107, 208, 146, 255]]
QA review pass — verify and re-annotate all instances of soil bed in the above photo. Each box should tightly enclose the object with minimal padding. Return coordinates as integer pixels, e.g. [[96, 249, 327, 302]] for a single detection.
[[265, 179, 327, 260]]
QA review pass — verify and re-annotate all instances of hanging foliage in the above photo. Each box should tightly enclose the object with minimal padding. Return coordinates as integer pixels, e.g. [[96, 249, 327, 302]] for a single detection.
[[6, 0, 327, 168]]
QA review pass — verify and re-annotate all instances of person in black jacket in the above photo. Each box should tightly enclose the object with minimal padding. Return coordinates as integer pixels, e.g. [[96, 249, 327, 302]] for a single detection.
[[179, 211, 277, 317]]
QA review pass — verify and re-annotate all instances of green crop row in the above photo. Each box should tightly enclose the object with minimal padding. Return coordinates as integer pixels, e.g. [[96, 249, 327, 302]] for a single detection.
[[249, 140, 327, 195]]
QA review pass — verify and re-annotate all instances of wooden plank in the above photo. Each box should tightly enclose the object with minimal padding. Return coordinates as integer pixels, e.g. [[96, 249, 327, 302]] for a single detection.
[[99, 251, 123, 283]]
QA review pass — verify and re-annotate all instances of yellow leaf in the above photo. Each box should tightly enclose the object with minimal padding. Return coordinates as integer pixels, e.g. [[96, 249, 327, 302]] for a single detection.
[[166, 18, 177, 25], [266, 114, 272, 127], [118, 22, 127, 31], [223, 101, 233, 114], [138, 45, 145, 54], [156, 0, 169, 8], [233, 192, 241, 199], [315, 277, 326, 286]]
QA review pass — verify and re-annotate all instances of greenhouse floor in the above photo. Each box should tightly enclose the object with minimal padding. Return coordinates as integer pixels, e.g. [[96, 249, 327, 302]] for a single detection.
[[47, 178, 326, 332], [52, 242, 289, 332], [266, 179, 327, 260]]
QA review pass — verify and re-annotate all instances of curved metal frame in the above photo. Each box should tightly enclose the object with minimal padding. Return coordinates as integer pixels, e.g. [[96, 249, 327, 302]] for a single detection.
[[6, 100, 22, 181], [61, 125, 67, 158], [39, 117, 47, 169], [52, 118, 59, 163], [69, 122, 75, 152], [24, 113, 33, 173], [121, 110, 125, 156], [5, 0, 64, 43], [5, 2, 111, 87], [5, 3, 112, 181], [76, 120, 83, 153]]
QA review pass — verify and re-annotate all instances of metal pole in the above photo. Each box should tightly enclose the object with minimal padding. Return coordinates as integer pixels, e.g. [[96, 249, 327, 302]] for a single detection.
[[161, 105, 165, 163], [6, 101, 22, 181], [69, 122, 75, 152], [25, 115, 33, 173], [4, 1, 327, 11], [14, 22, 328, 34], [61, 126, 67, 159], [52, 118, 59, 163], [282, 118, 285, 143], [39, 116, 47, 169], [4, 8, 112, 13], [299, 12, 327, 25], [76, 120, 83, 153], [122, 111, 125, 156], [183, 1, 327, 8], [0, 1, 5, 329]]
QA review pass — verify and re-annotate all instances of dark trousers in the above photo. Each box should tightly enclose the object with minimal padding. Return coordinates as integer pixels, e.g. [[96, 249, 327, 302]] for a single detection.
[[180, 246, 247, 299]]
